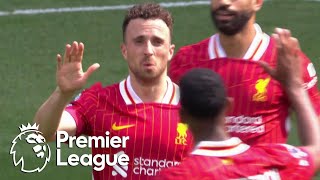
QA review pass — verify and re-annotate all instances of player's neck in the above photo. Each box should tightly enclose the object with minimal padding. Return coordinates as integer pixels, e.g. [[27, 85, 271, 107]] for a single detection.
[[219, 20, 256, 59], [129, 74, 168, 103], [209, 127, 230, 141], [195, 127, 230, 143], [192, 116, 230, 143]]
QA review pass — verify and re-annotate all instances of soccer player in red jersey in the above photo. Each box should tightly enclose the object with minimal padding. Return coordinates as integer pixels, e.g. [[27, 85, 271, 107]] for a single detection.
[[33, 3, 193, 180], [169, 0, 320, 144], [158, 33, 320, 179]]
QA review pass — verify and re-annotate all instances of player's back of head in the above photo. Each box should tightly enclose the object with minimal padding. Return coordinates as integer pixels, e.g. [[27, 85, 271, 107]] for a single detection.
[[179, 68, 226, 123]]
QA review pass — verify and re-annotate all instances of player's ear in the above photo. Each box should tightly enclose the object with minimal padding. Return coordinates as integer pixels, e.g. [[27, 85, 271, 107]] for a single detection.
[[225, 97, 234, 114], [253, 0, 263, 11], [121, 43, 128, 61], [168, 44, 175, 62]]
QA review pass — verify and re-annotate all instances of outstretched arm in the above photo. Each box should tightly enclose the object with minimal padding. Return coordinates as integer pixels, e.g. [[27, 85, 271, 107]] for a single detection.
[[259, 28, 320, 170], [34, 41, 99, 141]]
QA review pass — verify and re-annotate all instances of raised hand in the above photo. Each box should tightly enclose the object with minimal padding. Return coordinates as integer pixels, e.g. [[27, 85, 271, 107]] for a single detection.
[[259, 28, 303, 88], [56, 41, 100, 96]]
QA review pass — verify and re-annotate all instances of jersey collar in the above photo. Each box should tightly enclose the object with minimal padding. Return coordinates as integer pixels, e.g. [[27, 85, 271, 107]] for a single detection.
[[208, 24, 270, 61], [192, 137, 250, 157], [119, 76, 179, 105]]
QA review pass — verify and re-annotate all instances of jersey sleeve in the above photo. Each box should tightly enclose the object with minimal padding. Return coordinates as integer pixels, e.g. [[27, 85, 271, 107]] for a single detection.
[[299, 52, 320, 115], [65, 83, 102, 136], [277, 144, 315, 178]]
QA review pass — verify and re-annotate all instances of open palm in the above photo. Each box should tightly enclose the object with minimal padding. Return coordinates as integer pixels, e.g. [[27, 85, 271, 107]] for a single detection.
[[56, 41, 99, 95]]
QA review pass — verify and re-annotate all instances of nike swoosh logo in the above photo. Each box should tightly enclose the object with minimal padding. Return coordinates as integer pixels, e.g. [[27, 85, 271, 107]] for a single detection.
[[112, 123, 135, 131]]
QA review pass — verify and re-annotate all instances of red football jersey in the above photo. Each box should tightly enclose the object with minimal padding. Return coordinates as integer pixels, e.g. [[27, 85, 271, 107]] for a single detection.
[[169, 24, 320, 144], [65, 76, 193, 180], [158, 137, 315, 180]]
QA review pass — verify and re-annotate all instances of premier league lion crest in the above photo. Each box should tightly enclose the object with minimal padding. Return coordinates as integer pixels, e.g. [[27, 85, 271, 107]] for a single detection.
[[10, 123, 51, 173]]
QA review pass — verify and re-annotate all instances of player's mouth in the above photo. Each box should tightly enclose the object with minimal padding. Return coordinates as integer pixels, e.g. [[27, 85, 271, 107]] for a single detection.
[[215, 11, 235, 21], [142, 62, 156, 69], [214, 9, 236, 21]]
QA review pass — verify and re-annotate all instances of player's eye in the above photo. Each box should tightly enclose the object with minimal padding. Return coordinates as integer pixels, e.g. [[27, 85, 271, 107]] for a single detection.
[[152, 38, 164, 46], [134, 37, 145, 44]]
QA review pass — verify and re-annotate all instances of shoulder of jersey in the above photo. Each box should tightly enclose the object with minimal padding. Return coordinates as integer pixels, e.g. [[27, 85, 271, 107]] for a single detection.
[[178, 37, 211, 53], [84, 82, 120, 95]]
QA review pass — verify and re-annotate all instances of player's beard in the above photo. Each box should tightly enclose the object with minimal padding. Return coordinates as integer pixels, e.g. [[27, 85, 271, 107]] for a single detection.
[[210, 6, 254, 36]]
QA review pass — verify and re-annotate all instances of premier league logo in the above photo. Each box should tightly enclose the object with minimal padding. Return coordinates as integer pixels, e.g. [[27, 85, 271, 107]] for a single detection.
[[10, 123, 51, 173]]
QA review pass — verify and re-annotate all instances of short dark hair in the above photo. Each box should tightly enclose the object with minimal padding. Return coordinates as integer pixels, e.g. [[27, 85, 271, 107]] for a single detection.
[[122, 3, 173, 42], [179, 68, 227, 121]]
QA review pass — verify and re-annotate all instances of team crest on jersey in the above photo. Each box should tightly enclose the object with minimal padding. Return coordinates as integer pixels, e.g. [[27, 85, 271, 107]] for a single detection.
[[175, 123, 188, 145], [221, 158, 233, 165], [253, 78, 270, 102]]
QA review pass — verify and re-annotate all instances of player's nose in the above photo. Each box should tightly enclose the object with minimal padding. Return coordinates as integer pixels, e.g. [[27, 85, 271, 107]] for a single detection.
[[143, 41, 154, 56]]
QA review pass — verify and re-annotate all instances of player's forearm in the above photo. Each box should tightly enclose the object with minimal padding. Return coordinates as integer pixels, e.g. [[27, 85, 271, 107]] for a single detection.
[[34, 87, 74, 141], [286, 87, 320, 147]]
